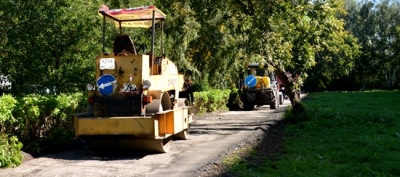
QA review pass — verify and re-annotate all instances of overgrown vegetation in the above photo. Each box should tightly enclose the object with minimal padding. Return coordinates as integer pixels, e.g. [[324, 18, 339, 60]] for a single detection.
[[0, 1, 398, 103], [0, 94, 22, 168], [226, 88, 242, 111], [222, 91, 400, 176], [0, 134, 23, 168], [192, 89, 231, 115], [0, 93, 87, 165]]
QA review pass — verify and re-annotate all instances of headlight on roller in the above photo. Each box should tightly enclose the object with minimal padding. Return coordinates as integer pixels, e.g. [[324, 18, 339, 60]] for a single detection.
[[143, 80, 151, 89], [86, 83, 94, 91]]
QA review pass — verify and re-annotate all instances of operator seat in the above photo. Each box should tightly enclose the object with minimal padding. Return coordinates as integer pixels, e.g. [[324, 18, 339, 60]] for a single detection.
[[113, 35, 137, 56]]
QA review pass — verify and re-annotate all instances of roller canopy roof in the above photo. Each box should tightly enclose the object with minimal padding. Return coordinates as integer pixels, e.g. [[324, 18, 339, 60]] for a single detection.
[[99, 5, 166, 28]]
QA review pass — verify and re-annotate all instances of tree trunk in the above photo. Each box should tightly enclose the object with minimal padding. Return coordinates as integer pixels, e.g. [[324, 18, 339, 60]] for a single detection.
[[275, 69, 303, 114], [392, 69, 396, 89]]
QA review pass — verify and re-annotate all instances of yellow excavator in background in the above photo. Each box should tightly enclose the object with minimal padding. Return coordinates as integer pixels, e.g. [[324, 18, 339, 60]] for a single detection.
[[239, 63, 283, 110]]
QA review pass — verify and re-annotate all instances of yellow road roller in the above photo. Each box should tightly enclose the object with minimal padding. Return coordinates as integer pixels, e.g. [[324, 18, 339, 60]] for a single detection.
[[74, 5, 192, 153]]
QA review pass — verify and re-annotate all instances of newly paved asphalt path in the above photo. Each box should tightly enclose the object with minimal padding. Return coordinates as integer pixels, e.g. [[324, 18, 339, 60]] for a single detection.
[[0, 100, 290, 177]]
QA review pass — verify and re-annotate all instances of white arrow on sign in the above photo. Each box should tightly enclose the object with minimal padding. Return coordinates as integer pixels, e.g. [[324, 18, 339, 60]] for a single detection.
[[98, 81, 116, 89], [247, 77, 256, 85]]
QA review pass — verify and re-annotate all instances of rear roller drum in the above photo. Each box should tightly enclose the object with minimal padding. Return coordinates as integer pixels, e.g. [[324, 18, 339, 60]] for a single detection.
[[135, 139, 171, 153], [88, 138, 172, 153]]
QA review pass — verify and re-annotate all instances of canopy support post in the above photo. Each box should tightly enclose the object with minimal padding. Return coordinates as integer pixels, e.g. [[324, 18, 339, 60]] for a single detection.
[[119, 22, 122, 34], [161, 21, 164, 57], [151, 10, 155, 75], [102, 14, 106, 53]]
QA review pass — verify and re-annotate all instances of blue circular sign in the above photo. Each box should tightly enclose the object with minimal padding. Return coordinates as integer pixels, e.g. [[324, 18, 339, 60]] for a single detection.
[[97, 74, 116, 96], [244, 75, 257, 87]]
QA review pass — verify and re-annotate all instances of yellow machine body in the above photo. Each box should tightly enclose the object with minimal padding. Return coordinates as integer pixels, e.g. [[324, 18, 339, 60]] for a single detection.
[[73, 5, 192, 152], [74, 52, 192, 152], [95, 53, 184, 95], [74, 107, 191, 138]]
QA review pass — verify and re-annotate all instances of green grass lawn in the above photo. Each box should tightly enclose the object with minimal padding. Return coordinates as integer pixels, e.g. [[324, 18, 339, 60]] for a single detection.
[[225, 90, 400, 177]]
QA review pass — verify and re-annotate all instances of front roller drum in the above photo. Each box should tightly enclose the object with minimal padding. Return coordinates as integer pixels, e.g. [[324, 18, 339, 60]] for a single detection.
[[177, 98, 189, 107], [173, 130, 189, 140], [89, 137, 172, 153]]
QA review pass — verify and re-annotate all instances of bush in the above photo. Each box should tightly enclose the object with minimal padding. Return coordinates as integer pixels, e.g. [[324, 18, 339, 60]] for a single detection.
[[0, 94, 23, 168], [192, 89, 231, 114], [11, 93, 87, 155], [0, 134, 23, 168], [227, 88, 242, 111], [0, 94, 18, 133], [191, 78, 210, 92]]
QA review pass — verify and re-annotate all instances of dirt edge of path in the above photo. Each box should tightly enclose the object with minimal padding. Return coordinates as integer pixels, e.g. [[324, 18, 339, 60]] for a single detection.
[[198, 113, 286, 177]]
